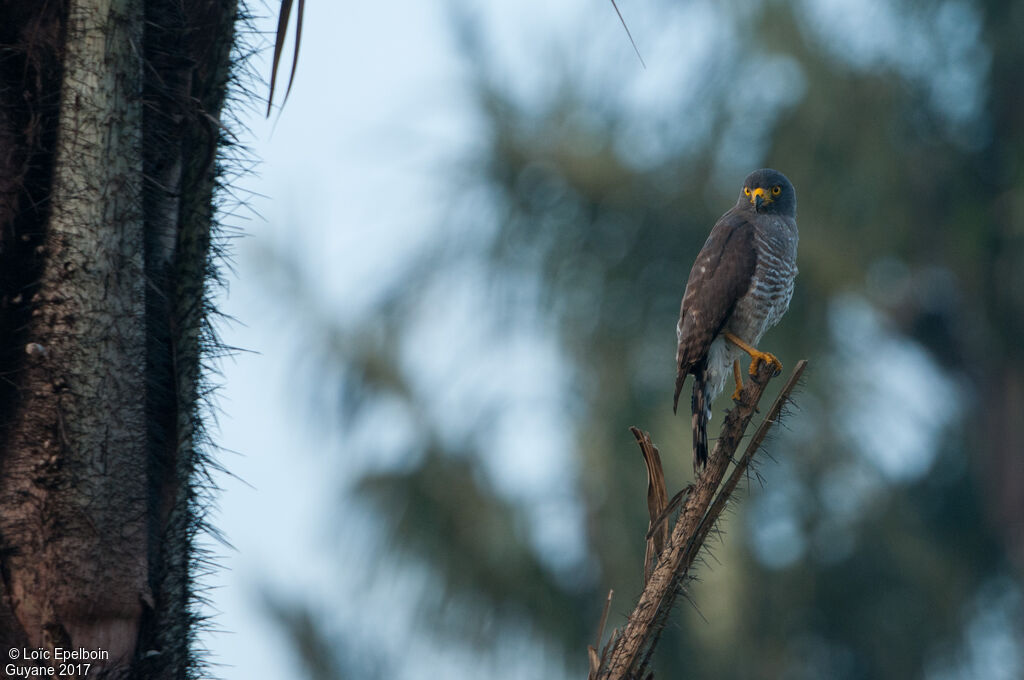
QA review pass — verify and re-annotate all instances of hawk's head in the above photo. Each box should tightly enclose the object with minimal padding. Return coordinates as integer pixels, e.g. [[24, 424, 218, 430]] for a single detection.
[[737, 168, 796, 217]]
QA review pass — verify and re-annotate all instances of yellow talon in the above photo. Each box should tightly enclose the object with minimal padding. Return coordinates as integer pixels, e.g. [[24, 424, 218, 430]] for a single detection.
[[747, 350, 783, 376], [730, 359, 743, 400], [724, 332, 783, 377]]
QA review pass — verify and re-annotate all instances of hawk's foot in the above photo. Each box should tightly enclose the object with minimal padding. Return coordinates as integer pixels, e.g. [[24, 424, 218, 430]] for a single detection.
[[747, 350, 783, 377], [723, 332, 783, 377], [730, 359, 744, 401]]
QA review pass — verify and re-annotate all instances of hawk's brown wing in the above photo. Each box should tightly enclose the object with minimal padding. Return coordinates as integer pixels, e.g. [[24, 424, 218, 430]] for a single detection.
[[673, 210, 758, 413]]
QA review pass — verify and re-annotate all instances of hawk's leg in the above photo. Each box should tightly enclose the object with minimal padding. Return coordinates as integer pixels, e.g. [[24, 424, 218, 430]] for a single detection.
[[724, 332, 783, 376], [731, 359, 744, 401]]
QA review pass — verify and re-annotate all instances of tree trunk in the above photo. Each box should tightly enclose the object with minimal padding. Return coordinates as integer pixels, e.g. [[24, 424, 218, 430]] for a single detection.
[[2, 0, 148, 666], [0, 1, 238, 676]]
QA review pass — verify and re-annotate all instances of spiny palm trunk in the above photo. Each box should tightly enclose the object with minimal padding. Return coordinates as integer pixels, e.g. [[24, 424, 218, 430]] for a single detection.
[[0, 1, 238, 676], [2, 0, 149, 666]]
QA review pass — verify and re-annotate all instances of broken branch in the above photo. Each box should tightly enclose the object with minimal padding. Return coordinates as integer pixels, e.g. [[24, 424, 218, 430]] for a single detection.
[[593, 359, 807, 679]]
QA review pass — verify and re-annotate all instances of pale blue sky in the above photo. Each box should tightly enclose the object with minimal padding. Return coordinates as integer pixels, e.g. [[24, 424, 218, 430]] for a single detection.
[[207, 1, 594, 677]]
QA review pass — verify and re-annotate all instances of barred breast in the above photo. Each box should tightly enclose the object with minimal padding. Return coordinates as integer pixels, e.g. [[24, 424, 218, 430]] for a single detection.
[[701, 215, 798, 409], [729, 214, 798, 344]]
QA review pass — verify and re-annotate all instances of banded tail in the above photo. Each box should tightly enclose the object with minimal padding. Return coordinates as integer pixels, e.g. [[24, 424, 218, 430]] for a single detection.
[[691, 369, 710, 470]]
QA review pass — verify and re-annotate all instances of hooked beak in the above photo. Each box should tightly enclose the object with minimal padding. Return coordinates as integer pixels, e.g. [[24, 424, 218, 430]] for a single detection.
[[750, 187, 768, 211]]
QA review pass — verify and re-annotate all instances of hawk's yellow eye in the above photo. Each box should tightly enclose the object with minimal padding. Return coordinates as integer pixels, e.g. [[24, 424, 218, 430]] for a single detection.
[[771, 185, 781, 196], [744, 188, 751, 196]]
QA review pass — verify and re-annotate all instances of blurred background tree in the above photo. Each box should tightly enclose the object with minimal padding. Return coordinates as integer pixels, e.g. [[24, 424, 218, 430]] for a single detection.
[[234, 0, 1024, 677]]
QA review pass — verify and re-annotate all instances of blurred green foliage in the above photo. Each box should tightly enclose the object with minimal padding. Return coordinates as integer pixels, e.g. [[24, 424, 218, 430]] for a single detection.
[[267, 0, 1024, 677]]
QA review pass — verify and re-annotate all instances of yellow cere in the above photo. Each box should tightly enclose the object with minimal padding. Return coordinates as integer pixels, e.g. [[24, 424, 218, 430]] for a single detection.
[[749, 187, 770, 203]]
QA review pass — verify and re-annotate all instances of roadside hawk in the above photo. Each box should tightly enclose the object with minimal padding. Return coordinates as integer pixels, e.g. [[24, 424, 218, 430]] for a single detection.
[[673, 168, 798, 469]]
